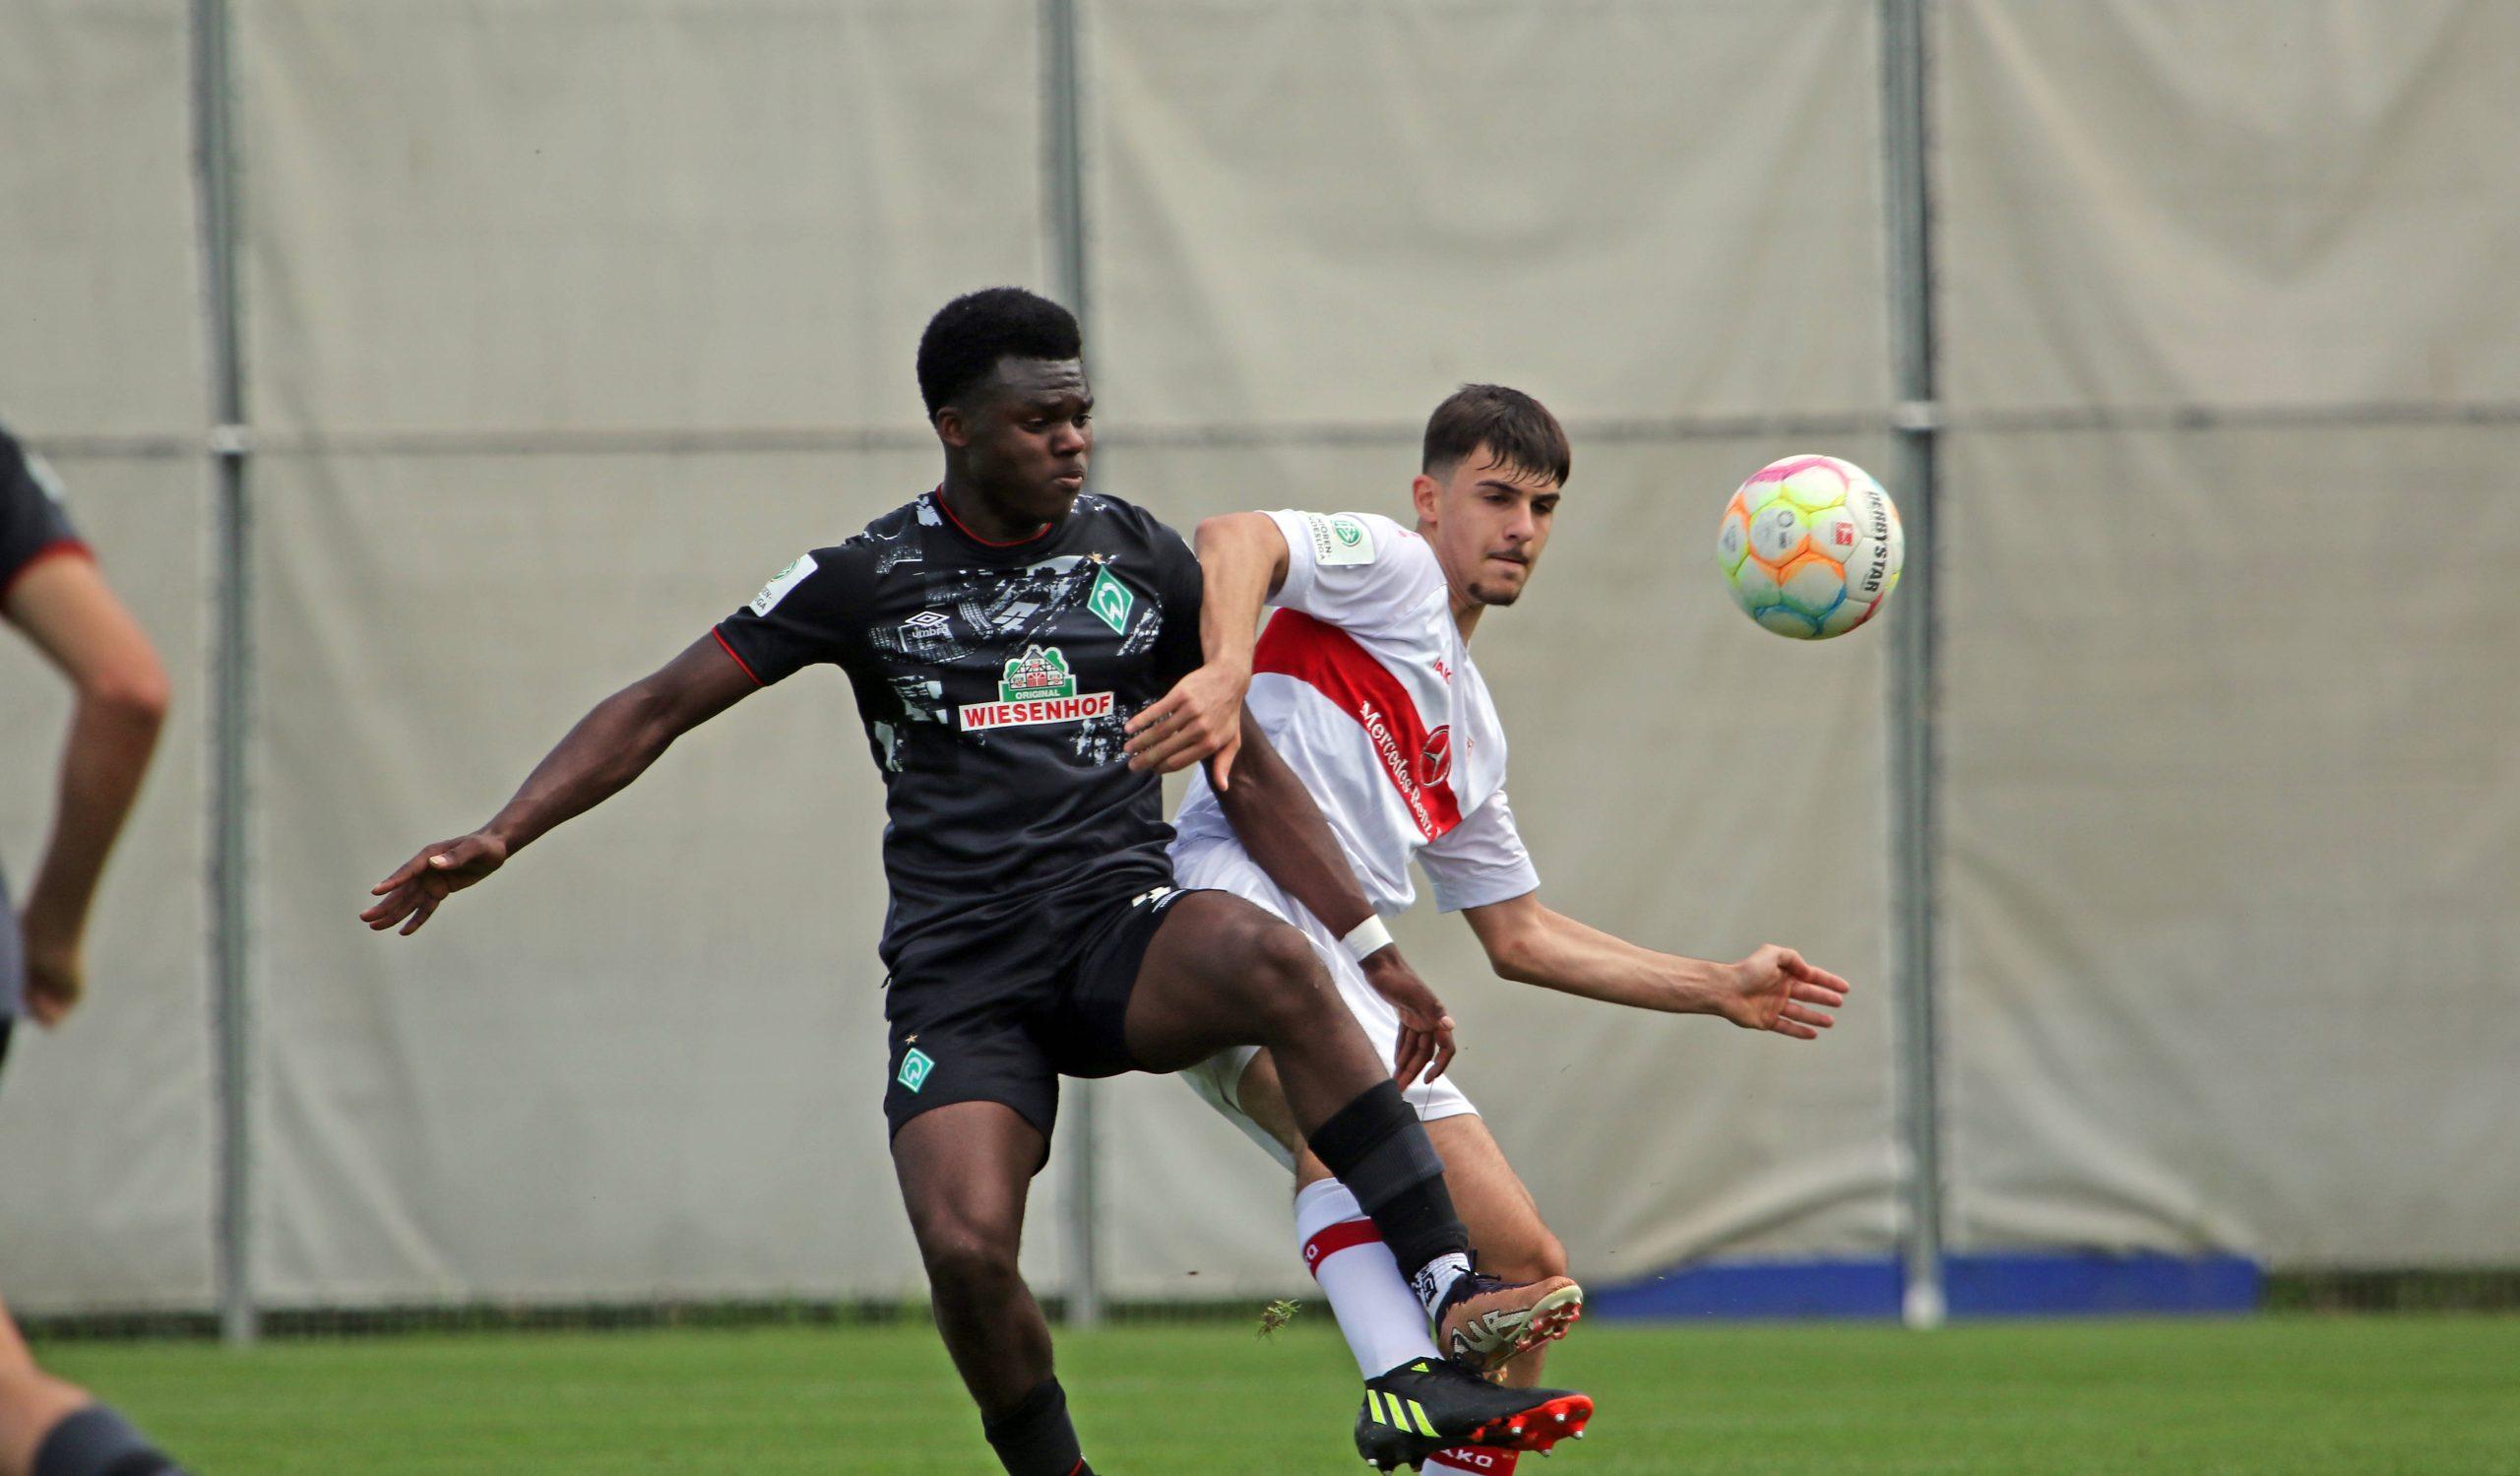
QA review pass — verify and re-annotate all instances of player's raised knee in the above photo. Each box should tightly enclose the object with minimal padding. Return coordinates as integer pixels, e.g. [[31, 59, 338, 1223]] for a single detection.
[[1485, 1224, 1570, 1285], [1239, 921, 1339, 1033]]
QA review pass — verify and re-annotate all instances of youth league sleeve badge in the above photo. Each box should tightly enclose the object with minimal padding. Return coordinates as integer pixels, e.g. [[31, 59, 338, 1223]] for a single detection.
[[24, 450, 70, 506], [750, 551, 819, 615], [1297, 512, 1377, 567]]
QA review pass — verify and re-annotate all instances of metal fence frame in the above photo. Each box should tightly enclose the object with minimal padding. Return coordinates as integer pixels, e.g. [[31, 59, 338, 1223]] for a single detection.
[[189, 0, 256, 1349], [157, 0, 1953, 1343], [1876, 0, 1946, 1332]]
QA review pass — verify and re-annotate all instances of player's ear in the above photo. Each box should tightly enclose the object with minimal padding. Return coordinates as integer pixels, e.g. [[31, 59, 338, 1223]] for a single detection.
[[1411, 474, 1442, 524], [933, 405, 970, 450]]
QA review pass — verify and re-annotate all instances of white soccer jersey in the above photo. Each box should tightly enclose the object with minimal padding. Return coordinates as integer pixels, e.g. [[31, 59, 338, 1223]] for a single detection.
[[1171, 508, 1539, 918]]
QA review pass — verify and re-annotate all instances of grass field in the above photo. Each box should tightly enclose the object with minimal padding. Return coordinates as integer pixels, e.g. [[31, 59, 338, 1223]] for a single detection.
[[37, 1315, 2520, 1474]]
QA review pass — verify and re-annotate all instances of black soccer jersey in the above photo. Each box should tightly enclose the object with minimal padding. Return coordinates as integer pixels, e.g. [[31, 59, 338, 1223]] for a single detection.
[[715, 487, 1204, 970], [0, 425, 85, 605]]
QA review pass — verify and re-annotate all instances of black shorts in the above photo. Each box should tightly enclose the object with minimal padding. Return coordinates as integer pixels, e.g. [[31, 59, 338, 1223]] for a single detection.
[[881, 882, 1204, 1158]]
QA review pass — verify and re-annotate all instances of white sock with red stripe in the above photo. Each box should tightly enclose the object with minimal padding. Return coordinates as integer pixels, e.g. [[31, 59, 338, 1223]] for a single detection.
[[1295, 1178, 1443, 1379], [1426, 1448, 1518, 1474]]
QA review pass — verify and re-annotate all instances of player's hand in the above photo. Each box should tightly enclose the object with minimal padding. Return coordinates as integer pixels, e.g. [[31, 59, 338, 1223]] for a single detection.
[[1720, 944, 1852, 1040], [361, 831, 510, 935], [20, 931, 85, 1028], [1124, 661, 1248, 786], [1360, 946, 1458, 1086]]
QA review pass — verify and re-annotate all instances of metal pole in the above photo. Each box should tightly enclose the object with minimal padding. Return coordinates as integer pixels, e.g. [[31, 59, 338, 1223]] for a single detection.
[[1878, 0, 1945, 1330], [1043, 0, 1102, 1329], [191, 0, 257, 1347]]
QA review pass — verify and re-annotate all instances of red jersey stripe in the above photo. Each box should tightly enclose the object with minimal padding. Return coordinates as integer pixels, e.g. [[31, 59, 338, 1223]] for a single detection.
[[1253, 610, 1462, 840], [710, 625, 764, 686]]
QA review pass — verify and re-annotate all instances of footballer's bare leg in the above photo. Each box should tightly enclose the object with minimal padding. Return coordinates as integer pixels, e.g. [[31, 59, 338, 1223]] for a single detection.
[[1132, 893, 1592, 1457], [891, 1102, 1088, 1476], [0, 1299, 86, 1476], [1240, 1054, 1584, 1380], [1123, 891, 1391, 1125], [0, 1292, 186, 1476], [1421, 1116, 1572, 1387]]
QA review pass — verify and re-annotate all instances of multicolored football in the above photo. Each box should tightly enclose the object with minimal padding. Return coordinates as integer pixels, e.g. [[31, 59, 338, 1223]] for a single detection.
[[1715, 454, 1904, 639]]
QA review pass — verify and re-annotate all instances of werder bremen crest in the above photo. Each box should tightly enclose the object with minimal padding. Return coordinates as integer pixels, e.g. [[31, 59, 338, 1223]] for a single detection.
[[1088, 565, 1135, 634]]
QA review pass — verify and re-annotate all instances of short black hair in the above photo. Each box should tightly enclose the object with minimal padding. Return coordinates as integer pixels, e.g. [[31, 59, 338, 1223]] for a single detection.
[[1421, 384, 1571, 485], [916, 288, 1083, 417]]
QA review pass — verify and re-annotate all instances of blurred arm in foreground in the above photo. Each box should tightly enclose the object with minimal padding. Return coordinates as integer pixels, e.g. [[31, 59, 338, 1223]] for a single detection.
[[0, 426, 189, 1476], [0, 431, 170, 1029], [4, 556, 169, 1030]]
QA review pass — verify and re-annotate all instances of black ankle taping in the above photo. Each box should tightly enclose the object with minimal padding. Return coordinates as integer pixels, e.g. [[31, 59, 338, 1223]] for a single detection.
[[34, 1406, 184, 1476], [982, 1376, 1084, 1476], [1307, 1082, 1471, 1275]]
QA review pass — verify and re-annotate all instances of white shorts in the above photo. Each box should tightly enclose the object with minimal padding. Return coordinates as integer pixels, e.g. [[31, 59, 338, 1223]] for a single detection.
[[1173, 835, 1479, 1173]]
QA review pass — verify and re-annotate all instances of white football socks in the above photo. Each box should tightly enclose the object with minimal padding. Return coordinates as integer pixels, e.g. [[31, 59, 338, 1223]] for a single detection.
[[1294, 1178, 1444, 1379], [1412, 1251, 1475, 1319], [1427, 1449, 1518, 1474]]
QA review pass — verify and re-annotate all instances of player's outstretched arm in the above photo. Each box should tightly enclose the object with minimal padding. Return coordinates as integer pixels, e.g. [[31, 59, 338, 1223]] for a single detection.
[[1463, 893, 1852, 1040], [1123, 511, 1291, 786], [1211, 710, 1457, 1084], [361, 633, 758, 936], [3, 554, 170, 1027]]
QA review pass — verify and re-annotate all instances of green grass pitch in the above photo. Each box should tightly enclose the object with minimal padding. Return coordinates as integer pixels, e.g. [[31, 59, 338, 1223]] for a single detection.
[[37, 1315, 2520, 1473]]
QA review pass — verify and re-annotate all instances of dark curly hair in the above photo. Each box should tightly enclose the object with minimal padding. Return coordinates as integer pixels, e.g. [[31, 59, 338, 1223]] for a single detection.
[[915, 288, 1084, 417], [1421, 384, 1571, 485]]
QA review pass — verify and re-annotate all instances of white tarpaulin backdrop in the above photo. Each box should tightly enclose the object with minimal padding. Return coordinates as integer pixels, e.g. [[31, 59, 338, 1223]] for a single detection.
[[0, 0, 2510, 1315]]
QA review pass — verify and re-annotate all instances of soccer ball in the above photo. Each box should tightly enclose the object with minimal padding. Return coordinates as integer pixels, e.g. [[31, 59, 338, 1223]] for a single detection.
[[1714, 454, 1904, 639]]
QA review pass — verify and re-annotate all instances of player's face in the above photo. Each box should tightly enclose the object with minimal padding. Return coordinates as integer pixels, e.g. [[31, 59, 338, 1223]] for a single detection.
[[946, 356, 1096, 525], [1413, 448, 1561, 608]]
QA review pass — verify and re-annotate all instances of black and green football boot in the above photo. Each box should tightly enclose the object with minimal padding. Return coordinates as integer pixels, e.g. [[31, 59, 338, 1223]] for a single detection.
[[1354, 1357, 1593, 1471]]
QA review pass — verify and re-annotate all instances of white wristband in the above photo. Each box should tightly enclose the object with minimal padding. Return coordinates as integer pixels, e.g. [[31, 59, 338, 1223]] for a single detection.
[[1341, 914, 1394, 962]]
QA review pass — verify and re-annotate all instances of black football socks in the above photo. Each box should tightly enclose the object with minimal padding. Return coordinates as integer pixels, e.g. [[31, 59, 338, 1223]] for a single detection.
[[33, 1405, 188, 1476], [1305, 1080, 1474, 1312], [984, 1376, 1087, 1476]]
